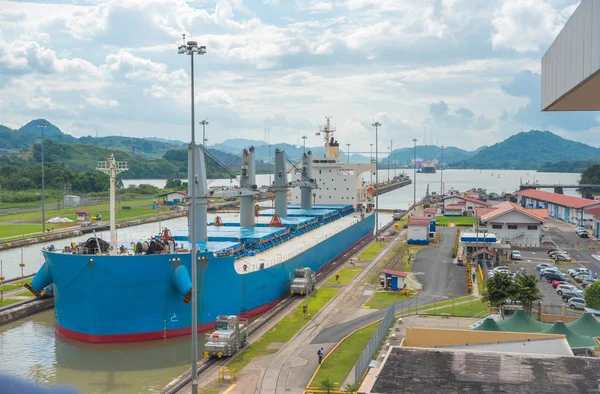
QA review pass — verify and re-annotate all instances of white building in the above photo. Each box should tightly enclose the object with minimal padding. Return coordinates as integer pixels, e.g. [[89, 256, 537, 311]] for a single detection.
[[442, 195, 491, 216], [159, 190, 187, 205], [477, 201, 546, 247], [515, 189, 600, 227], [584, 207, 600, 240], [407, 221, 429, 245]]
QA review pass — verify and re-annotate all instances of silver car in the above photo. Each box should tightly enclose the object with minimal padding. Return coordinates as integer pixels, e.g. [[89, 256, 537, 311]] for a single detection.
[[568, 297, 586, 310]]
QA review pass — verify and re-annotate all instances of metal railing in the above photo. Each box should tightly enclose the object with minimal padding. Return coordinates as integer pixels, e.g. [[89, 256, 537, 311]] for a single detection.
[[354, 304, 395, 385]]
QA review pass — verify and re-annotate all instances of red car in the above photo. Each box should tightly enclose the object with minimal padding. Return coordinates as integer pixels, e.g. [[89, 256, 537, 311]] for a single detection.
[[552, 280, 570, 289]]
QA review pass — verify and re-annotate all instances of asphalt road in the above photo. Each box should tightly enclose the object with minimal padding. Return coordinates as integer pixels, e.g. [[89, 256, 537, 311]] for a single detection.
[[313, 227, 468, 344]]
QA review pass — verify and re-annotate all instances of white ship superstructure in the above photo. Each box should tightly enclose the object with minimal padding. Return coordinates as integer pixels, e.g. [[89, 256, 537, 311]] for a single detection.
[[290, 117, 374, 207]]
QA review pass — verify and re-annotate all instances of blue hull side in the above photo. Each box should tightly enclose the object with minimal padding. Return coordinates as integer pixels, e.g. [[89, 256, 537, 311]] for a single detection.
[[45, 215, 375, 342]]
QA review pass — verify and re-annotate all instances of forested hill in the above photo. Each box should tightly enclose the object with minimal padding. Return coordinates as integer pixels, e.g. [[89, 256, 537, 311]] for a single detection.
[[450, 130, 600, 170], [0, 142, 244, 192]]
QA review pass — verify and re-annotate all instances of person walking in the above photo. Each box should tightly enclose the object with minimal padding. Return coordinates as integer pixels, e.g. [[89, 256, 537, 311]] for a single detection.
[[317, 347, 324, 364]]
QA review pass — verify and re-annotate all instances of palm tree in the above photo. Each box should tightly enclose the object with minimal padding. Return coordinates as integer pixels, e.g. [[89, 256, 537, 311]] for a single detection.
[[344, 383, 359, 393], [482, 272, 515, 307], [319, 378, 336, 394], [513, 273, 543, 313]]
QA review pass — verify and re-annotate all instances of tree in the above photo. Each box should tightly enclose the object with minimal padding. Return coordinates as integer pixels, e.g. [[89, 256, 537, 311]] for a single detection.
[[344, 383, 359, 393], [512, 274, 543, 313], [319, 378, 336, 394], [166, 178, 182, 189], [482, 272, 515, 307], [585, 281, 600, 310]]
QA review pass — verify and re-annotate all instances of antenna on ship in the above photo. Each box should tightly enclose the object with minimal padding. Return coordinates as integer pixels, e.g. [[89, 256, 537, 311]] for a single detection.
[[97, 154, 128, 255]]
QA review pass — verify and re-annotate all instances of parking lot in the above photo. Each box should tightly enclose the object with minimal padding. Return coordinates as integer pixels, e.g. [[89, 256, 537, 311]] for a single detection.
[[488, 218, 598, 315]]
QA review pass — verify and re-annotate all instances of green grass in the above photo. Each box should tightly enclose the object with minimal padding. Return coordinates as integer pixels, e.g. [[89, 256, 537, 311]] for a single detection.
[[227, 287, 339, 372], [327, 267, 362, 285], [1, 279, 32, 292], [424, 299, 488, 317], [359, 242, 388, 260], [0, 298, 22, 307], [312, 322, 379, 388], [435, 216, 477, 226], [401, 245, 428, 272], [364, 290, 418, 309]]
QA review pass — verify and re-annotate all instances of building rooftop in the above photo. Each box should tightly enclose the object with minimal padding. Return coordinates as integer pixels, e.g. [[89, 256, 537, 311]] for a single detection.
[[443, 195, 491, 207], [585, 206, 600, 218], [516, 189, 600, 209], [366, 347, 600, 394], [380, 269, 408, 277], [480, 201, 546, 222], [407, 220, 430, 227]]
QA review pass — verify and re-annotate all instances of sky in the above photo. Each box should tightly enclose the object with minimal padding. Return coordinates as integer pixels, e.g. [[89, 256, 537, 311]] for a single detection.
[[0, 0, 597, 153]]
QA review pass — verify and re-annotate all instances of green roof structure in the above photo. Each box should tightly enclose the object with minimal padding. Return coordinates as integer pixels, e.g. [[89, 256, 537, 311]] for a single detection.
[[542, 321, 597, 349], [496, 310, 550, 333], [566, 313, 600, 338], [472, 318, 504, 332]]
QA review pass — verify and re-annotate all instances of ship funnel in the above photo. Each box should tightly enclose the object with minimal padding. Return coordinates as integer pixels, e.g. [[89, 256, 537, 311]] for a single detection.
[[188, 142, 208, 243], [240, 146, 258, 227], [274, 148, 288, 218], [300, 151, 316, 209]]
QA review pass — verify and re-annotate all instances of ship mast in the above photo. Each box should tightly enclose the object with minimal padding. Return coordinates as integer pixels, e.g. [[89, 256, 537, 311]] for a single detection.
[[320, 117, 339, 161], [97, 154, 128, 255]]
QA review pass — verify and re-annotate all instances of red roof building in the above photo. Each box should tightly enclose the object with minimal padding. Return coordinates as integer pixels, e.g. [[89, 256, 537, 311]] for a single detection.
[[515, 189, 599, 209]]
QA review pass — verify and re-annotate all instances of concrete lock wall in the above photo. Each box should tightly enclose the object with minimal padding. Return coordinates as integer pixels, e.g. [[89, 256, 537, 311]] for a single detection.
[[402, 328, 565, 348]]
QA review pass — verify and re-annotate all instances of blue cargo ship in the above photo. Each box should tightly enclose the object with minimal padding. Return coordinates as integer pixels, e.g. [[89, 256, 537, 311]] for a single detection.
[[27, 118, 376, 343]]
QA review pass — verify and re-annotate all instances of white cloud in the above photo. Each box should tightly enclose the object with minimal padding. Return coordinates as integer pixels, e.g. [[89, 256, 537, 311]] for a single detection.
[[27, 97, 64, 110], [85, 94, 119, 108], [491, 0, 567, 53]]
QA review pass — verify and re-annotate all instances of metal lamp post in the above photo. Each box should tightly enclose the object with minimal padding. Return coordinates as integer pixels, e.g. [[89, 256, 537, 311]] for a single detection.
[[387, 145, 391, 182], [372, 121, 381, 239], [302, 135, 307, 154], [440, 145, 444, 195], [346, 143, 351, 163], [178, 35, 206, 394], [370, 143, 373, 184], [39, 122, 46, 233], [199, 119, 209, 148], [412, 138, 417, 208]]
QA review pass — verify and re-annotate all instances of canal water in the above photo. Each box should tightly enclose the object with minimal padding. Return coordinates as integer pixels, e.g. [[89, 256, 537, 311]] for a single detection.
[[0, 169, 581, 393]]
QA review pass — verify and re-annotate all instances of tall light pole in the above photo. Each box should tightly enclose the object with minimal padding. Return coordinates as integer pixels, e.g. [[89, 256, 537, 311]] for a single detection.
[[346, 143, 351, 163], [412, 138, 417, 208], [388, 146, 392, 182], [440, 145, 444, 195], [372, 121, 381, 239], [199, 119, 209, 148], [302, 135, 307, 154], [391, 139, 395, 178], [369, 143, 373, 184], [38, 122, 46, 233], [178, 34, 206, 394]]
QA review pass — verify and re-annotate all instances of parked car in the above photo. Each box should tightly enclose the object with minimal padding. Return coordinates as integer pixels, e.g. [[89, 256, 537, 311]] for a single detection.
[[577, 229, 589, 238], [575, 273, 597, 283], [541, 267, 560, 277], [568, 297, 586, 310], [493, 266, 510, 271], [489, 269, 510, 278], [562, 290, 584, 301], [537, 263, 553, 271], [568, 268, 591, 277], [510, 251, 522, 260], [545, 271, 569, 282], [549, 250, 568, 257], [552, 254, 572, 262], [582, 278, 598, 288], [556, 284, 577, 295], [575, 227, 586, 233], [552, 280, 571, 289]]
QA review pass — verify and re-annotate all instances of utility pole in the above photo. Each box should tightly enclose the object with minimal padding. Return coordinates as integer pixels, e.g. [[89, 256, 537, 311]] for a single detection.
[[440, 146, 444, 195], [39, 122, 46, 233], [346, 143, 351, 163], [199, 119, 209, 148], [178, 34, 207, 394], [370, 144, 373, 184], [372, 121, 381, 239], [302, 135, 307, 154], [387, 145, 391, 182], [412, 138, 418, 208]]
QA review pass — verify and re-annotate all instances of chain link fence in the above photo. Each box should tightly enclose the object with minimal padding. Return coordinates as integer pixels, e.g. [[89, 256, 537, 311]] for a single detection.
[[354, 304, 395, 385]]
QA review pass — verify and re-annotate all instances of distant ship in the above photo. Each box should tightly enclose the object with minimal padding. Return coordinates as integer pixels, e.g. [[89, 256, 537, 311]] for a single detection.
[[420, 161, 437, 174]]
